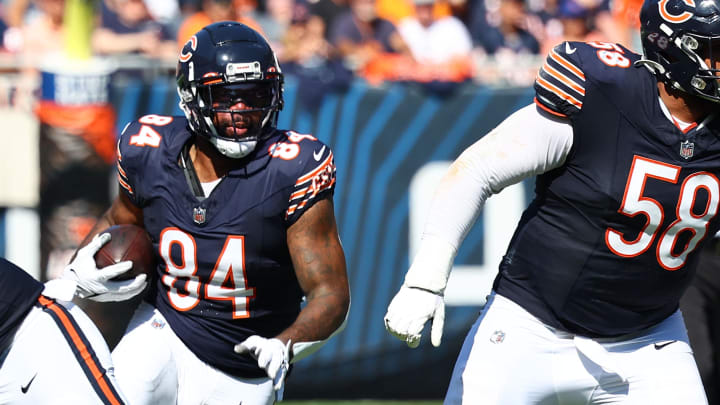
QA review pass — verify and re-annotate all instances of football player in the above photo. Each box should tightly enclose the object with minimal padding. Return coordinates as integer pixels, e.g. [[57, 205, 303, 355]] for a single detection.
[[0, 255, 130, 404], [64, 22, 350, 404], [385, 0, 720, 403]]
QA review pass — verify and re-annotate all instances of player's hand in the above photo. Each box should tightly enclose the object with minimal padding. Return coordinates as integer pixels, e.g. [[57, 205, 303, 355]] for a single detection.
[[384, 285, 445, 348], [62, 233, 148, 302], [234, 336, 290, 392]]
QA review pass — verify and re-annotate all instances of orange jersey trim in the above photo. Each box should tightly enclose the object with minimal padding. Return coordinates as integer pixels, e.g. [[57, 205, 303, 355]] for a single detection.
[[296, 153, 334, 185], [536, 77, 583, 109], [541, 62, 586, 96], [549, 49, 586, 81], [37, 296, 124, 405]]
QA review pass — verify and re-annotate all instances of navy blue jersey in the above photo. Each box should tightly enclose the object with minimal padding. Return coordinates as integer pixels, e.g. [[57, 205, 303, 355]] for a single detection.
[[116, 115, 336, 377], [0, 258, 43, 350], [495, 41, 720, 337]]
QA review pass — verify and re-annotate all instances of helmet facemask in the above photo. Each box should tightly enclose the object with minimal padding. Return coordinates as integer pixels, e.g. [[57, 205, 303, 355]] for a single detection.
[[195, 79, 282, 159], [682, 33, 720, 100]]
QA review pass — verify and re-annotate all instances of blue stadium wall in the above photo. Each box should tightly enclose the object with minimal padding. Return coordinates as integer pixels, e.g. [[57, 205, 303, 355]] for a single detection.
[[109, 77, 536, 399]]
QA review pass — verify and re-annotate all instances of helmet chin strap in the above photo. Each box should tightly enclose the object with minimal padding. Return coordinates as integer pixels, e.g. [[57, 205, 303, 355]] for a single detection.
[[210, 136, 257, 159], [205, 106, 276, 159]]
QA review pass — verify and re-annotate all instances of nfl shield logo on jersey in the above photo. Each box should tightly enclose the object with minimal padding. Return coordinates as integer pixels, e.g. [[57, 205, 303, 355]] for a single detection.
[[193, 207, 206, 224], [490, 330, 506, 344], [679, 140, 694, 159]]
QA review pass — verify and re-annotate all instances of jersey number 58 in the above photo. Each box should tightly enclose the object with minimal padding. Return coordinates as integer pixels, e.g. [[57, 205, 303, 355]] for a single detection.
[[606, 155, 720, 270]]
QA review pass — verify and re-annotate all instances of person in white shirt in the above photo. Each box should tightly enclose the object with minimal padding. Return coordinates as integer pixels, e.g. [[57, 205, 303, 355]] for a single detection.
[[397, 0, 472, 65]]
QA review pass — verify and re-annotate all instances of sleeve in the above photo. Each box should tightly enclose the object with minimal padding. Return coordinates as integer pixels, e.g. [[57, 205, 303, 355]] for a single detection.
[[116, 139, 135, 201], [534, 41, 586, 118], [284, 143, 336, 225], [404, 104, 574, 292], [115, 121, 145, 207]]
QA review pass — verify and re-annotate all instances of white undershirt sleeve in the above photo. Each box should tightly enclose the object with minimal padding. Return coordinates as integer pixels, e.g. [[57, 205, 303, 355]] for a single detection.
[[403, 103, 575, 293], [290, 309, 348, 363]]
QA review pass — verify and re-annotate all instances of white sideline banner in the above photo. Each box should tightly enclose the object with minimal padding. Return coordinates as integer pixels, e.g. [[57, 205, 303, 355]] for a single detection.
[[0, 108, 39, 207]]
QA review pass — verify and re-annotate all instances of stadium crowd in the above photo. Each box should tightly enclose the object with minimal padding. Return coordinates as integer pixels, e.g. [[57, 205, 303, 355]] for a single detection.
[[0, 0, 644, 92]]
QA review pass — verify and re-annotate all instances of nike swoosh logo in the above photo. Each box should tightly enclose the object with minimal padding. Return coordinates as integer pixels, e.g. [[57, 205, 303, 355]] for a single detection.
[[654, 340, 677, 350], [565, 42, 577, 54], [21, 373, 37, 394], [313, 146, 326, 161]]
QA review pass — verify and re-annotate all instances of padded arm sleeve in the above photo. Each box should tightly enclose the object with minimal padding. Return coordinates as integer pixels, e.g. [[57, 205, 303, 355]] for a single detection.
[[404, 103, 574, 293]]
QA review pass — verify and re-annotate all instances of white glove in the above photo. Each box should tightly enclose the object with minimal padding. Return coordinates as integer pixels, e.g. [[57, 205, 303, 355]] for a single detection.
[[234, 336, 291, 392], [62, 233, 148, 302], [384, 285, 445, 348]]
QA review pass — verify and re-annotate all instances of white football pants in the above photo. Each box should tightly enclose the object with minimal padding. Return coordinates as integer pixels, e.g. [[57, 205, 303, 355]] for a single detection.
[[0, 296, 127, 404], [112, 302, 275, 405], [445, 292, 707, 405]]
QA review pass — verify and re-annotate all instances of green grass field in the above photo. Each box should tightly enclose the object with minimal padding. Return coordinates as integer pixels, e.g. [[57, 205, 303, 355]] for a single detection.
[[284, 401, 441, 405]]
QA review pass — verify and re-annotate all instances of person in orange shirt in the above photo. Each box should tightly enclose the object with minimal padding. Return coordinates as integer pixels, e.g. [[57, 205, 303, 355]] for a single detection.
[[176, 0, 263, 48], [375, 0, 451, 25]]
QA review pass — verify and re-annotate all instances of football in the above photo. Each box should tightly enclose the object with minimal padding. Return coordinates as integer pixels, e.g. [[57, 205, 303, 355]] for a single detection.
[[94, 224, 155, 281]]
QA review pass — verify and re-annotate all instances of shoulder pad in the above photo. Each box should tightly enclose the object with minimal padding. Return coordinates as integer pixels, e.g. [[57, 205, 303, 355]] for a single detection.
[[271, 131, 336, 224], [534, 41, 639, 118], [116, 115, 188, 203]]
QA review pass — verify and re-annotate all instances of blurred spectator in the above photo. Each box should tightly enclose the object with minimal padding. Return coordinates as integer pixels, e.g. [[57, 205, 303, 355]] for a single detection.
[[91, 0, 177, 61], [396, 0, 473, 83], [254, 0, 295, 55], [5, 0, 66, 108], [539, 0, 622, 55], [176, 0, 263, 47], [375, 0, 413, 24], [612, 0, 642, 51], [7, 0, 119, 280], [471, 0, 541, 56], [306, 0, 348, 40], [329, 0, 410, 82], [375, 0, 451, 25], [446, 0, 470, 24], [143, 0, 181, 36], [178, 0, 201, 15], [281, 2, 352, 108], [5, 0, 30, 29], [282, 2, 332, 65], [9, 0, 63, 60]]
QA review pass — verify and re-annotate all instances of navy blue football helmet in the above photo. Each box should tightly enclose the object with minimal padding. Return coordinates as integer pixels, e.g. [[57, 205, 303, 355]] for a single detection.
[[177, 22, 284, 158], [639, 0, 720, 103]]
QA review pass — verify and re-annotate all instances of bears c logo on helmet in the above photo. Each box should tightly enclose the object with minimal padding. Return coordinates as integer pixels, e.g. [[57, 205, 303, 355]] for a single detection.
[[179, 36, 197, 63], [659, 0, 695, 23]]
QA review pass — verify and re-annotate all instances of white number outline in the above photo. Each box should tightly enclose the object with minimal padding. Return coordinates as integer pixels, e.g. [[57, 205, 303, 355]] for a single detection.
[[588, 41, 630, 68], [129, 114, 173, 148], [160, 228, 202, 311], [268, 131, 317, 160], [159, 228, 255, 317], [656, 172, 720, 269], [606, 155, 720, 270], [204, 235, 255, 319]]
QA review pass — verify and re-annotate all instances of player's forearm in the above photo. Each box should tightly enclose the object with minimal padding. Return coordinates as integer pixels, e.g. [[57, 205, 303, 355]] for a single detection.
[[276, 285, 349, 362]]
